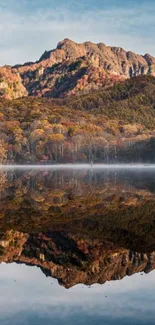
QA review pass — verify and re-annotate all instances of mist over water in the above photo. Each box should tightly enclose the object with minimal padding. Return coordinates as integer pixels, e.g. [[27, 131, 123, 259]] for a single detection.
[[1, 163, 155, 170]]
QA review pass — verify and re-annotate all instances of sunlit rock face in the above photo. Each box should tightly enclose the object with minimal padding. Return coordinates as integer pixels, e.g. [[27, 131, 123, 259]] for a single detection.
[[0, 67, 28, 100], [0, 168, 155, 288]]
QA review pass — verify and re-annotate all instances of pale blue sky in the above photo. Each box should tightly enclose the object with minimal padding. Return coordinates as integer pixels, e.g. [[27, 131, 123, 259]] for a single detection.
[[0, 0, 155, 65]]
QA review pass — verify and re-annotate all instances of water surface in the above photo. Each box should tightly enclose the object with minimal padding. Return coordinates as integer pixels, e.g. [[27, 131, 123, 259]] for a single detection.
[[0, 167, 155, 324]]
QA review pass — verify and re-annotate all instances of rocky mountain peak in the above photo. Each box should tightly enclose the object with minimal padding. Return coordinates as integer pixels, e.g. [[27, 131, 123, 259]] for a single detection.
[[1, 39, 155, 99], [56, 38, 76, 49], [143, 53, 155, 65]]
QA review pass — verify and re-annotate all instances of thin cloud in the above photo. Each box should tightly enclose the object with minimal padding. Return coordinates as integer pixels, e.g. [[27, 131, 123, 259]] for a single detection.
[[0, 4, 154, 65]]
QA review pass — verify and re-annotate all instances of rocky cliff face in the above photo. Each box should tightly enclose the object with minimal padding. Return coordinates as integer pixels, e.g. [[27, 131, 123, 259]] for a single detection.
[[1, 39, 155, 99], [0, 67, 27, 100]]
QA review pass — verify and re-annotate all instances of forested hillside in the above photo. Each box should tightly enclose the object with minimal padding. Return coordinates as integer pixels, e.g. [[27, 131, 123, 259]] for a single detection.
[[1, 75, 155, 164]]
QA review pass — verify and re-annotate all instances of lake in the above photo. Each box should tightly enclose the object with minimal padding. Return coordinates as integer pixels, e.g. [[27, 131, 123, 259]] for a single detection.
[[0, 166, 155, 324]]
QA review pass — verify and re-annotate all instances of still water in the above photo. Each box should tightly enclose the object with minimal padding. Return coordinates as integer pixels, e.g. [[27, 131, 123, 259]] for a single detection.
[[0, 166, 155, 324]]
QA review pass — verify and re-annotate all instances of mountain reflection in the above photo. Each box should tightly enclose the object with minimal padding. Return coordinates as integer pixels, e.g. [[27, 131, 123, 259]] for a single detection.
[[0, 168, 155, 288]]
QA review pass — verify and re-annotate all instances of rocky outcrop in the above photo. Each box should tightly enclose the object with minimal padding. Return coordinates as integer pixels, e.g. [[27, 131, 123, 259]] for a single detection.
[[0, 67, 27, 100], [1, 39, 155, 99]]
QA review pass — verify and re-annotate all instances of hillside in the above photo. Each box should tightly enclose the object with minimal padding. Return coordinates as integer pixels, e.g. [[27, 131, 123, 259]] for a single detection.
[[1, 75, 155, 164], [1, 39, 155, 100]]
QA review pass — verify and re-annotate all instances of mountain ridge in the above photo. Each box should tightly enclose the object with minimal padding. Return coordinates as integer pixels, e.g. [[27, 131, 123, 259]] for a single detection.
[[1, 38, 155, 100]]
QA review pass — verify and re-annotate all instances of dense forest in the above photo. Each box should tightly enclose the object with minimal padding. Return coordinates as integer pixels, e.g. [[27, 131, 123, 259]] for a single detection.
[[1, 75, 155, 164]]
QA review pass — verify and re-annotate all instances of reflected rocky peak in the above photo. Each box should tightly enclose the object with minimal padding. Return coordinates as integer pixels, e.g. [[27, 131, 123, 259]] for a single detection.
[[0, 229, 155, 289], [0, 168, 155, 288]]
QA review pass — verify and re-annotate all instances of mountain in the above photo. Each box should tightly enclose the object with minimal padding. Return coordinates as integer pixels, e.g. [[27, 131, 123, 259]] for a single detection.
[[1, 40, 155, 164], [1, 39, 155, 100]]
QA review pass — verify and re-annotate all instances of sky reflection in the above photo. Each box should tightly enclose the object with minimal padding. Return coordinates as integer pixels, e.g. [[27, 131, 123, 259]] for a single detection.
[[0, 263, 155, 325]]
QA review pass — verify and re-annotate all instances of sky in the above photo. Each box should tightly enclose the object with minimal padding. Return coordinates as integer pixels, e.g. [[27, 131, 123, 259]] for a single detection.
[[0, 0, 155, 65]]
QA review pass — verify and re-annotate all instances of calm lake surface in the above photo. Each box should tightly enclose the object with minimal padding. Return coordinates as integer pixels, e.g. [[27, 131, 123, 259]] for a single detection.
[[1, 166, 155, 324]]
